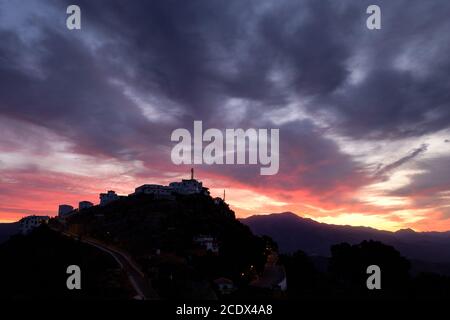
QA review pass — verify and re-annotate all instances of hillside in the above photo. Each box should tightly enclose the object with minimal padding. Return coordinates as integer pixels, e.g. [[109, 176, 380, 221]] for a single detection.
[[241, 212, 450, 265], [57, 193, 269, 299]]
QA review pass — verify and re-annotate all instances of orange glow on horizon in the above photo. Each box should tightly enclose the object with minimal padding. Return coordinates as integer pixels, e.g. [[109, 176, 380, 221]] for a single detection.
[[1, 168, 449, 232]]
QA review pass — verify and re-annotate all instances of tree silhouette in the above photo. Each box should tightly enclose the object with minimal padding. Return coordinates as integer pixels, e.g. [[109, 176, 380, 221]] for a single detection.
[[329, 240, 411, 297]]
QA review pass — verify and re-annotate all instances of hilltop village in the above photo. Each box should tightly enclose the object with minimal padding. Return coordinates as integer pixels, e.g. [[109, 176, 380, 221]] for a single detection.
[[13, 169, 285, 299], [19, 169, 225, 234]]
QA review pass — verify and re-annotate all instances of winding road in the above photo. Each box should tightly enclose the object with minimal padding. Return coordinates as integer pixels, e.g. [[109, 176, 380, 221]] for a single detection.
[[59, 230, 159, 300]]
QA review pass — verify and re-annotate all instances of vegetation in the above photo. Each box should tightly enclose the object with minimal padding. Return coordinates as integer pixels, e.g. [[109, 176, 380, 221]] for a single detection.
[[0, 226, 133, 300], [3, 193, 449, 300], [281, 240, 450, 300], [61, 193, 268, 299]]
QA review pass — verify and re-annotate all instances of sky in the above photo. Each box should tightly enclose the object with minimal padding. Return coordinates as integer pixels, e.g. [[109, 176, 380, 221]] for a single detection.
[[0, 0, 450, 231]]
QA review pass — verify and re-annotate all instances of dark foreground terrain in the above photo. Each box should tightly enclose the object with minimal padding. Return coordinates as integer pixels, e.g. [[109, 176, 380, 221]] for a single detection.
[[0, 226, 133, 300], [2, 199, 450, 300]]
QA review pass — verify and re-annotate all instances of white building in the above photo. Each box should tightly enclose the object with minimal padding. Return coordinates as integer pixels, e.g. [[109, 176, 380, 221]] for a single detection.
[[169, 168, 209, 195], [134, 184, 174, 199], [193, 235, 219, 253], [169, 169, 209, 195], [278, 276, 287, 292], [58, 204, 74, 217], [100, 190, 119, 206], [213, 278, 235, 295], [169, 179, 206, 195], [79, 201, 94, 210], [19, 215, 50, 234], [132, 169, 209, 199]]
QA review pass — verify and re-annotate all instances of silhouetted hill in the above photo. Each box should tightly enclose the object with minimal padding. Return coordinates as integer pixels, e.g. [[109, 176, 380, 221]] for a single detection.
[[0, 223, 19, 244], [241, 212, 450, 267], [58, 193, 269, 299]]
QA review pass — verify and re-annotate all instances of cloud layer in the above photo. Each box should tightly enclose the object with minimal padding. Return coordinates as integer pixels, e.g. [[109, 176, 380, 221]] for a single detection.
[[0, 0, 449, 230]]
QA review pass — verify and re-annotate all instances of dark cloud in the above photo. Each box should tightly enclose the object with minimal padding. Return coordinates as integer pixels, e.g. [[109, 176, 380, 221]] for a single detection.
[[1, 0, 450, 195], [386, 155, 450, 224], [374, 144, 428, 179], [193, 119, 370, 196], [391, 156, 450, 198], [317, 1, 450, 139], [0, 25, 168, 162]]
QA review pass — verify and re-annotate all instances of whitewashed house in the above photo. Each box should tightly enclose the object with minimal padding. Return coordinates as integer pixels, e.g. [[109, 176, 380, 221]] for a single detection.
[[133, 184, 174, 199], [193, 235, 219, 253], [99, 190, 119, 206], [79, 201, 94, 210], [213, 278, 235, 294], [19, 215, 50, 234], [58, 204, 74, 217]]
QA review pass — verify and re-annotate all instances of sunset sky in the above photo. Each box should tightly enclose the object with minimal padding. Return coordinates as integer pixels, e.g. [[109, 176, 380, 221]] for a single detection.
[[1, 0, 450, 231]]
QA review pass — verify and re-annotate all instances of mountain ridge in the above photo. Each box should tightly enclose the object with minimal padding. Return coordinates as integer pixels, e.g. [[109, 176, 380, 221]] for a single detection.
[[240, 212, 450, 266], [242, 211, 450, 234]]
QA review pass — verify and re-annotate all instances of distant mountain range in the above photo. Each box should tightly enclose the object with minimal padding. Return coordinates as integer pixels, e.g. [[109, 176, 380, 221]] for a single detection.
[[0, 223, 19, 244], [241, 212, 450, 267]]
